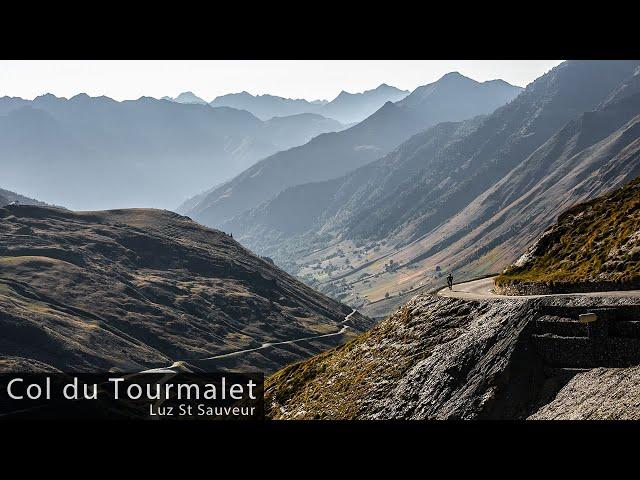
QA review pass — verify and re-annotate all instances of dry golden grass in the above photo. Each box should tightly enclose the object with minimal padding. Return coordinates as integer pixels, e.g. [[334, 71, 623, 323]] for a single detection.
[[497, 177, 640, 286]]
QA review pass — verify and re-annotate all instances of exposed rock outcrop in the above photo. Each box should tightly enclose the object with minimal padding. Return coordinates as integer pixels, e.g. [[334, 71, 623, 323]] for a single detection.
[[266, 293, 640, 420]]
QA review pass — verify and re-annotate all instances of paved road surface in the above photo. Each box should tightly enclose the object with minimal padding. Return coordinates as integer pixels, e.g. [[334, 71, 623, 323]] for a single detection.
[[438, 277, 640, 300]]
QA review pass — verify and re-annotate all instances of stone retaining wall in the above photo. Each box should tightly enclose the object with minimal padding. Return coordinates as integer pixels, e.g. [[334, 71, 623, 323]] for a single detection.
[[495, 280, 640, 296]]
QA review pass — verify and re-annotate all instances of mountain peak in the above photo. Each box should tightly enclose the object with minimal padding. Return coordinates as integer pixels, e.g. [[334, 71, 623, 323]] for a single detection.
[[34, 93, 62, 101], [374, 83, 409, 94], [438, 71, 475, 83], [70, 93, 90, 101], [173, 91, 207, 104]]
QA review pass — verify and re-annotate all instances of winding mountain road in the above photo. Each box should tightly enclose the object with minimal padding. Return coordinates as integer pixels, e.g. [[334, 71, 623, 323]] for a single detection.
[[198, 324, 351, 362], [438, 277, 640, 300], [140, 309, 358, 373]]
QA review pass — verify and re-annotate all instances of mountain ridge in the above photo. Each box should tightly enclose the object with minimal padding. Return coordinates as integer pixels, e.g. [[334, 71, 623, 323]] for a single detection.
[[0, 187, 45, 207], [184, 73, 522, 228]]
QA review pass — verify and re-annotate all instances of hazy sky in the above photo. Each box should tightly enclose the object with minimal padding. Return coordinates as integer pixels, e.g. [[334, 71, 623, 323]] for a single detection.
[[0, 60, 563, 102]]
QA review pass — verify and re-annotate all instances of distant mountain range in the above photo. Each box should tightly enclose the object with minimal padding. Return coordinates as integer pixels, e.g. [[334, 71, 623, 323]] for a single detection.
[[208, 84, 409, 123], [315, 84, 411, 124], [0, 94, 346, 210], [161, 84, 409, 124], [182, 73, 522, 228], [209, 92, 327, 120], [213, 60, 640, 317]]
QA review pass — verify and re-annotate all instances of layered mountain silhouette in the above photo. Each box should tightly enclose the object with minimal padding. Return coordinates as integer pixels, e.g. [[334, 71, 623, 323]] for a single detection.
[[210, 92, 327, 120], [219, 60, 640, 316], [259, 113, 345, 150], [0, 94, 346, 210], [0, 205, 372, 372], [209, 84, 409, 123], [183, 73, 522, 227], [317, 84, 410, 124]]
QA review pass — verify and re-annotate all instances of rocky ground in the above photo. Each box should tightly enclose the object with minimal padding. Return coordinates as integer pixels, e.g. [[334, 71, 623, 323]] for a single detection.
[[266, 293, 640, 420], [529, 366, 640, 420]]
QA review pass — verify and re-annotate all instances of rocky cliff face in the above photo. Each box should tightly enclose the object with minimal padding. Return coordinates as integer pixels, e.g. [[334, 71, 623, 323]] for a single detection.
[[266, 293, 640, 420]]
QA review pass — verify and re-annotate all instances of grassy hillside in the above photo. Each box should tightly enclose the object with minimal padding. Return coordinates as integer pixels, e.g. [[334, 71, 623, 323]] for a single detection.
[[497, 176, 640, 289], [0, 205, 371, 372]]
